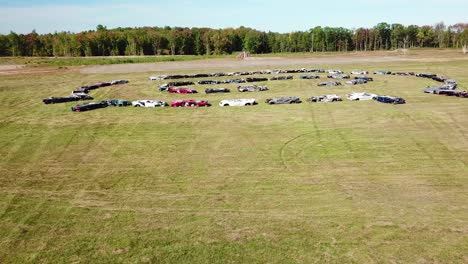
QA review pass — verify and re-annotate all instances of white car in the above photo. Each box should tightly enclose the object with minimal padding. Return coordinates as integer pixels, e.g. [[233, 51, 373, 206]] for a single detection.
[[132, 100, 168, 107], [110, 79, 129, 85], [149, 75, 167, 81], [327, 69, 344, 74], [350, 70, 369, 75], [219, 99, 258, 106], [347, 92, 378, 101]]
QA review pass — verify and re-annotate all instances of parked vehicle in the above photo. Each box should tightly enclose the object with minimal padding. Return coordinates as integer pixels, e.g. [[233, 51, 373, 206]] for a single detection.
[[300, 75, 320, 79], [219, 99, 258, 106], [373, 95, 406, 104], [265, 97, 302, 104], [347, 92, 378, 101], [71, 102, 108, 112], [246, 77, 268, 82], [455, 91, 468, 98], [346, 79, 367, 85], [102, 99, 132, 107], [327, 70, 344, 74], [392, 72, 415, 76], [350, 70, 368, 75], [237, 85, 269, 92], [328, 74, 350, 79], [317, 81, 342, 86], [167, 81, 195, 87], [307, 94, 342, 102], [43, 94, 93, 104], [132, 100, 168, 107], [168, 87, 198, 94], [355, 76, 374, 81], [171, 100, 211, 107], [149, 75, 168, 80], [110, 80, 129, 85], [423, 85, 456, 94], [198, 80, 221, 85], [270, 76, 293, 81], [373, 70, 392, 75], [431, 76, 448, 82], [416, 73, 437, 78], [221, 78, 246, 84], [205, 88, 230, 94]]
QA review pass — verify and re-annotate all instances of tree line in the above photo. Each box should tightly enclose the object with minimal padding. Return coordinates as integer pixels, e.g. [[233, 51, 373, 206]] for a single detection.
[[0, 22, 467, 57]]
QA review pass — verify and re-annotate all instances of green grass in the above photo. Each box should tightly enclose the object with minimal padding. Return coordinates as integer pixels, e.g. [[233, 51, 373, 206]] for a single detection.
[[0, 56, 467, 263], [0, 54, 234, 67]]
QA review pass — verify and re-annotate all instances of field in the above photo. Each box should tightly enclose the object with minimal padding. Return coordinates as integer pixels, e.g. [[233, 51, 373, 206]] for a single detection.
[[0, 50, 467, 263]]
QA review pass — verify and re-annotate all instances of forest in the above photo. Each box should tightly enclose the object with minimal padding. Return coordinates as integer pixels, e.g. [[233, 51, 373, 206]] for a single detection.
[[0, 22, 467, 57]]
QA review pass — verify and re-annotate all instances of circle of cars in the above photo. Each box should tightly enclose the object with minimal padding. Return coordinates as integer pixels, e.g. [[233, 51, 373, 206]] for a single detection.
[[42, 69, 464, 112]]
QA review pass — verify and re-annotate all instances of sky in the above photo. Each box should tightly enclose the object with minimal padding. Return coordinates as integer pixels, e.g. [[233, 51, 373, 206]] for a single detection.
[[0, 0, 466, 34]]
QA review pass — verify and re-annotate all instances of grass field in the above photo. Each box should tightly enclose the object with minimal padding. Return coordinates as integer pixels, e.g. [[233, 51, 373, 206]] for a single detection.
[[0, 52, 467, 263]]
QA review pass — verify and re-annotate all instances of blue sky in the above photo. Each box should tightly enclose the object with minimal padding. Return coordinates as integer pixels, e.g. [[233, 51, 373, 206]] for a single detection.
[[0, 0, 466, 34]]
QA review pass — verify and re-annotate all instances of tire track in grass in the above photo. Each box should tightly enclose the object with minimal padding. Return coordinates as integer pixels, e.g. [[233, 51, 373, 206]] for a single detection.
[[279, 106, 323, 171], [29, 114, 128, 262], [0, 125, 80, 260]]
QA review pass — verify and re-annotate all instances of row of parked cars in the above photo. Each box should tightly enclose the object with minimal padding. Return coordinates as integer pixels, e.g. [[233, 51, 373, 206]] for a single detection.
[[72, 91, 407, 112], [161, 85, 269, 94], [42, 80, 129, 104]]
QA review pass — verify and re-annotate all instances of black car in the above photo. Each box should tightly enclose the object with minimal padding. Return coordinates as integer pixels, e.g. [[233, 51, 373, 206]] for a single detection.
[[265, 96, 302, 104], [317, 81, 341, 86], [300, 75, 320, 79], [43, 94, 93, 104], [198, 80, 221, 85], [167, 81, 195, 87], [416, 73, 437, 79], [246, 77, 268, 83], [222, 78, 246, 84], [71, 102, 108, 112], [205, 88, 230, 94], [355, 76, 374, 81], [270, 76, 293, 81], [373, 71, 392, 75], [373, 95, 406, 104]]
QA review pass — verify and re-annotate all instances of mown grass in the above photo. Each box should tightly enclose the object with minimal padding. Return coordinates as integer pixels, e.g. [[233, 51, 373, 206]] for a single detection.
[[0, 56, 467, 263], [0, 54, 234, 67]]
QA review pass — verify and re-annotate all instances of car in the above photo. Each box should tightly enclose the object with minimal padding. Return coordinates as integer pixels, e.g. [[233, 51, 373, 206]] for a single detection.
[[347, 92, 378, 101], [437, 90, 461, 96], [71, 102, 108, 112], [373, 71, 392, 75], [317, 81, 342, 86], [350, 70, 369, 75], [423, 85, 456, 94], [416, 73, 437, 78], [355, 76, 374, 82], [455, 91, 468, 98], [444, 79, 457, 88], [300, 75, 320, 79], [346, 79, 367, 85], [327, 74, 350, 79], [167, 81, 195, 87], [373, 95, 406, 104], [219, 99, 258, 106], [393, 72, 415, 76], [43, 94, 93, 104], [159, 84, 170, 91], [246, 77, 268, 82], [132, 100, 168, 107], [265, 96, 302, 104], [102, 99, 132, 107], [327, 70, 344, 74], [198, 80, 221, 85], [97, 82, 112, 87], [221, 78, 246, 84], [431, 76, 448, 82], [307, 94, 342, 102], [237, 85, 269, 92], [149, 75, 168, 80], [270, 76, 293, 81], [168, 87, 198, 94], [171, 100, 211, 107], [110, 79, 129, 85], [205, 88, 230, 94], [72, 87, 89, 94]]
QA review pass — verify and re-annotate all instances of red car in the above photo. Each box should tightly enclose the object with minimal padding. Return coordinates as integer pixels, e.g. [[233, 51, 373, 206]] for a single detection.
[[171, 100, 211, 107], [168, 87, 198, 94]]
